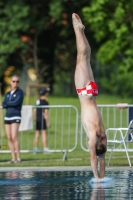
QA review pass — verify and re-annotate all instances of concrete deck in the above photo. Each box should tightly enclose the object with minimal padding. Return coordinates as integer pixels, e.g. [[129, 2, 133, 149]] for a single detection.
[[0, 166, 132, 172]]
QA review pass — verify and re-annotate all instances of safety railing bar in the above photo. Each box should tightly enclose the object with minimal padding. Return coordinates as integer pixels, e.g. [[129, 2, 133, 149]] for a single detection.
[[98, 104, 133, 107], [0, 105, 83, 109], [67, 108, 71, 150], [54, 108, 57, 150], [61, 108, 64, 150], [32, 105, 79, 109], [75, 107, 79, 148], [48, 108, 51, 148]]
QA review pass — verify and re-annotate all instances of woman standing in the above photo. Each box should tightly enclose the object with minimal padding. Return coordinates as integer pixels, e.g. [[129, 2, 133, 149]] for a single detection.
[[2, 75, 24, 163]]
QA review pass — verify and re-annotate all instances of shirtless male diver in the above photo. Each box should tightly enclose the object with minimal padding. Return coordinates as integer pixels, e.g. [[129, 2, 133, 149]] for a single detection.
[[72, 13, 107, 181]]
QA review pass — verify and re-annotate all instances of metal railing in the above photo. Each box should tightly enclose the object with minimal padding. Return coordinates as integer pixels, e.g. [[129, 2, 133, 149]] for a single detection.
[[1, 104, 133, 159], [80, 104, 133, 152], [0, 105, 79, 161]]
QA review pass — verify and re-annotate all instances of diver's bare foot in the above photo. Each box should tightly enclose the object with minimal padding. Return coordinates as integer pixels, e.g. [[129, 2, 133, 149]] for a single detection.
[[72, 13, 85, 31]]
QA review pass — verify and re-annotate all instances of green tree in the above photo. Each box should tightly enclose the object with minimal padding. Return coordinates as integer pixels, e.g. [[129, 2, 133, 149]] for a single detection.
[[0, 1, 30, 76], [19, 0, 91, 94], [82, 0, 133, 97], [1, 0, 92, 95]]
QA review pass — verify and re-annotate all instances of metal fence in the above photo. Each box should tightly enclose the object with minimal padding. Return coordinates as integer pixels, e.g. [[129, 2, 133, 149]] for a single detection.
[[1, 104, 133, 159], [80, 104, 133, 152], [0, 105, 79, 161]]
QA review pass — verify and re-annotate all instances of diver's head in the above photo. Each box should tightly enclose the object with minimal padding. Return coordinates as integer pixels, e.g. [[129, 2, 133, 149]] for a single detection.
[[96, 143, 107, 156]]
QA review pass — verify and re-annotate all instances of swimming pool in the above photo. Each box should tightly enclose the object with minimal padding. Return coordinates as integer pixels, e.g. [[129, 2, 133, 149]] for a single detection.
[[0, 169, 133, 199]]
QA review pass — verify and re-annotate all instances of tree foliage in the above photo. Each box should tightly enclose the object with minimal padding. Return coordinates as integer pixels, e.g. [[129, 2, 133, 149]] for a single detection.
[[0, 1, 30, 75], [1, 0, 133, 96], [82, 0, 133, 97], [1, 0, 91, 94]]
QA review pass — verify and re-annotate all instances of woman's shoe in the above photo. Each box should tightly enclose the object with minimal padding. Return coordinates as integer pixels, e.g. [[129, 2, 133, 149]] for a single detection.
[[17, 160, 21, 163], [8, 160, 17, 164]]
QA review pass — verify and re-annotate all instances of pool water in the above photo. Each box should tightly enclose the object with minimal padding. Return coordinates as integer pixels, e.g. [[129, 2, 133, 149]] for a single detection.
[[0, 170, 133, 199]]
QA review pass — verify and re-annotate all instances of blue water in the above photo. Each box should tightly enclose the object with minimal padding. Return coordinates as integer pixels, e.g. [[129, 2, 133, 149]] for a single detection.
[[0, 170, 133, 199]]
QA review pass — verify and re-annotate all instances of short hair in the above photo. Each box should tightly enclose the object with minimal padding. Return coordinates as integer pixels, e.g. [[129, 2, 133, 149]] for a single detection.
[[11, 75, 19, 80], [96, 143, 107, 156]]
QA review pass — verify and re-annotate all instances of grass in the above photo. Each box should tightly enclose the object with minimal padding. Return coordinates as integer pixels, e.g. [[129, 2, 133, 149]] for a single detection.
[[0, 150, 132, 167], [0, 94, 133, 167]]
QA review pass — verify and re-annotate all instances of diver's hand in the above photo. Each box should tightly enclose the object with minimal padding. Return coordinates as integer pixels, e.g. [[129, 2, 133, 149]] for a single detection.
[[94, 178, 101, 183]]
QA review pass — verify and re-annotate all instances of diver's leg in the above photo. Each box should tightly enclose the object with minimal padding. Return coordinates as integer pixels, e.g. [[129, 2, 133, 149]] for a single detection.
[[72, 13, 94, 88]]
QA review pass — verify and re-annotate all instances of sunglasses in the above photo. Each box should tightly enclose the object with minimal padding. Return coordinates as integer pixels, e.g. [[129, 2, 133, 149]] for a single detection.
[[12, 80, 19, 83]]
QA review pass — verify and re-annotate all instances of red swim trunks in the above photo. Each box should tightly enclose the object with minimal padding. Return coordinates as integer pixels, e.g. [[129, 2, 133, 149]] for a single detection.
[[76, 81, 98, 96]]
